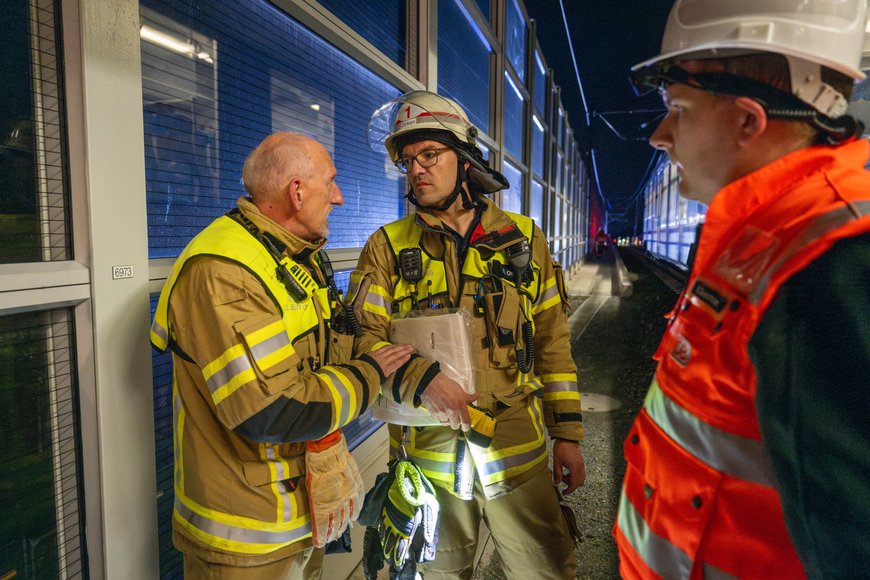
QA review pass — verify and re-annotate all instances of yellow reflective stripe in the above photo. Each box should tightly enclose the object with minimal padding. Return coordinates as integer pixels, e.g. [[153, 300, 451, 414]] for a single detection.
[[544, 391, 580, 402], [174, 494, 310, 555], [533, 276, 560, 313], [540, 373, 576, 383], [362, 283, 391, 318], [476, 439, 548, 484], [314, 368, 357, 430], [245, 320, 294, 373], [263, 445, 296, 523], [203, 343, 256, 403], [529, 395, 544, 438], [370, 341, 392, 351]]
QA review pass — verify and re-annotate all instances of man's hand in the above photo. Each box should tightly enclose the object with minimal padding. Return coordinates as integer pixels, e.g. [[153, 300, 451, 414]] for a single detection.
[[366, 344, 415, 377], [420, 372, 479, 431], [553, 439, 586, 495]]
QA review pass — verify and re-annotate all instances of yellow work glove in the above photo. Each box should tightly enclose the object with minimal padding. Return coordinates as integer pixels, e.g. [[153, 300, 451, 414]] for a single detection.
[[305, 429, 364, 548], [378, 459, 440, 569]]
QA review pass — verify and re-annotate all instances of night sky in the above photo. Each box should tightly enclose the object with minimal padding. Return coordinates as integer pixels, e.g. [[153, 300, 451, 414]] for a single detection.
[[525, 0, 675, 236]]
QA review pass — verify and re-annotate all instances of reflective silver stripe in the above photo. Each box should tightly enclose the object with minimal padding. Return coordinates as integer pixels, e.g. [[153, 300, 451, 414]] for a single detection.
[[206, 352, 253, 395], [617, 489, 692, 579], [479, 442, 547, 477], [175, 498, 310, 545], [265, 447, 294, 522], [749, 201, 870, 304], [645, 380, 774, 487], [249, 331, 291, 365], [151, 321, 168, 346], [543, 380, 577, 392], [318, 368, 352, 426], [537, 280, 560, 306], [364, 289, 390, 311]]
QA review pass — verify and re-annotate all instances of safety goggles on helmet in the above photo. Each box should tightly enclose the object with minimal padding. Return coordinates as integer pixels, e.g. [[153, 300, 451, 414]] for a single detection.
[[631, 63, 815, 118], [631, 61, 864, 144], [367, 90, 478, 163]]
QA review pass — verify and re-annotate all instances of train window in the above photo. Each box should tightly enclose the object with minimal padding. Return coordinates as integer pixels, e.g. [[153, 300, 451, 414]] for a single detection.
[[0, 309, 85, 579], [503, 71, 525, 160], [501, 160, 523, 214], [139, 0, 404, 258], [317, 0, 406, 68], [438, 0, 492, 135], [505, 0, 526, 83], [0, 0, 71, 264]]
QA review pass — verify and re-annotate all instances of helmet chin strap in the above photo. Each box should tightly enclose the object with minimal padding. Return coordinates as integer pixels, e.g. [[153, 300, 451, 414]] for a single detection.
[[405, 159, 480, 212]]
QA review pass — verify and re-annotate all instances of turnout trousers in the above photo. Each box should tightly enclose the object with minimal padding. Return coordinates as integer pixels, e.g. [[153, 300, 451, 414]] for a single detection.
[[420, 469, 576, 579]]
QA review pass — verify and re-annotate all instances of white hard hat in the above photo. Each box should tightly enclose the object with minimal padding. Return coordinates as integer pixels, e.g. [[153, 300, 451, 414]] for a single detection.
[[634, 0, 868, 117], [367, 90, 478, 162]]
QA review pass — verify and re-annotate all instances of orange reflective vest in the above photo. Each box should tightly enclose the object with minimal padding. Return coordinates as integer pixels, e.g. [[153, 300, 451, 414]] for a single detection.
[[615, 140, 870, 579]]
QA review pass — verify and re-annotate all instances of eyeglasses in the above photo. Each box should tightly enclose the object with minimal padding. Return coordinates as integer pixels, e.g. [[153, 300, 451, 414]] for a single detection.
[[396, 147, 451, 174]]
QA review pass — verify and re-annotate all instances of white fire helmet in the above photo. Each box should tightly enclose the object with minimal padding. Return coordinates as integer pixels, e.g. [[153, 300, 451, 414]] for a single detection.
[[367, 90, 479, 162], [634, 0, 868, 118]]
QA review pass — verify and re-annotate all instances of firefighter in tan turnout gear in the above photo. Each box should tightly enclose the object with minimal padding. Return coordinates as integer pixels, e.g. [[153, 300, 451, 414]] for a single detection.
[[348, 91, 586, 578], [150, 133, 414, 579]]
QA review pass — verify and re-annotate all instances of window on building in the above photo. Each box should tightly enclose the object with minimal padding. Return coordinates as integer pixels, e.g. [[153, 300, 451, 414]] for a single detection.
[[473, 0, 489, 21], [317, 0, 406, 67], [0, 0, 71, 264], [0, 310, 85, 579], [140, 0, 405, 258], [505, 0, 526, 83], [501, 160, 523, 214], [530, 179, 544, 227], [438, 0, 491, 135], [531, 114, 544, 178], [533, 51, 547, 116], [503, 72, 524, 160]]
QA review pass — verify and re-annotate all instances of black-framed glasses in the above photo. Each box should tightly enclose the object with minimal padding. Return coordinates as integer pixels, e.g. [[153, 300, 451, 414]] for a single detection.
[[396, 147, 451, 174]]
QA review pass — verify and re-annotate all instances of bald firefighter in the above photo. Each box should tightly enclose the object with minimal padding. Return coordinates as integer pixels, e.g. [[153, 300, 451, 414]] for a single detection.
[[348, 91, 586, 578], [151, 133, 413, 579]]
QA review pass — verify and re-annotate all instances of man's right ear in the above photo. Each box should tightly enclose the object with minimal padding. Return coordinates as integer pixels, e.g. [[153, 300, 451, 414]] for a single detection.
[[287, 177, 304, 211]]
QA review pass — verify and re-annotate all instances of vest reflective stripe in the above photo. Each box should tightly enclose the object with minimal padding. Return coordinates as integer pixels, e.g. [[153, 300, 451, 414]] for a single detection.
[[152, 321, 169, 350], [313, 367, 356, 430], [380, 212, 538, 306], [535, 275, 561, 312], [617, 489, 692, 579], [174, 496, 310, 554], [154, 215, 331, 554], [362, 282, 391, 318], [645, 379, 775, 487], [204, 343, 257, 404], [151, 216, 330, 357], [264, 446, 296, 522], [748, 200, 870, 303]]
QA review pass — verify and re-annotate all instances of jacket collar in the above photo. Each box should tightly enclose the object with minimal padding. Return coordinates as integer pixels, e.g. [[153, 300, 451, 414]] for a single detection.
[[237, 196, 325, 260], [413, 197, 519, 250]]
